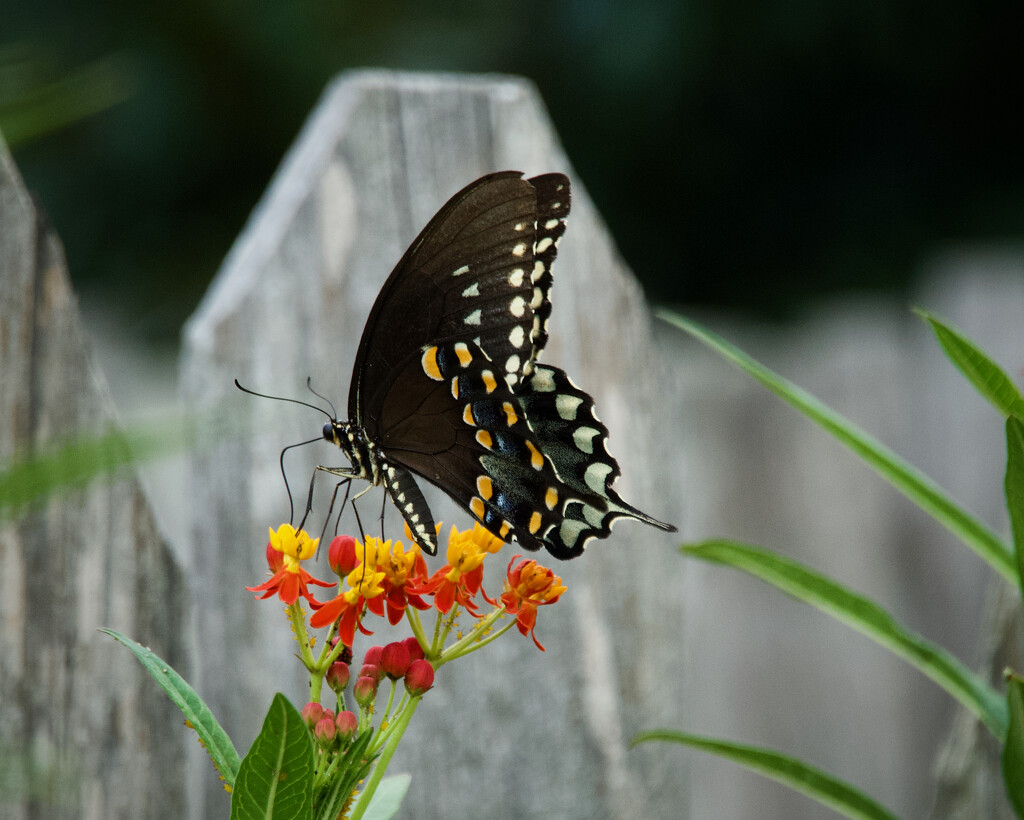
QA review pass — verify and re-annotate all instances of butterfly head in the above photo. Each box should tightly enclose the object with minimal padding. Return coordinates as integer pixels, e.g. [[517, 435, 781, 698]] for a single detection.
[[323, 419, 378, 484]]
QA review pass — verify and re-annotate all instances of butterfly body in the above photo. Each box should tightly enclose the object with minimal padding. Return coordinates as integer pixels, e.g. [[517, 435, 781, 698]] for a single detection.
[[320, 171, 675, 559]]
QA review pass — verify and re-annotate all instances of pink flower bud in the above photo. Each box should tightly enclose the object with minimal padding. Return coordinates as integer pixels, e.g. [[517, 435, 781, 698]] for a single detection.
[[404, 659, 434, 696], [381, 642, 411, 679], [401, 636, 425, 662], [335, 710, 358, 742], [359, 663, 384, 684], [327, 661, 351, 693], [301, 702, 324, 729], [314, 716, 337, 748], [363, 645, 384, 666], [265, 541, 283, 572], [329, 535, 359, 576], [354, 675, 378, 708]]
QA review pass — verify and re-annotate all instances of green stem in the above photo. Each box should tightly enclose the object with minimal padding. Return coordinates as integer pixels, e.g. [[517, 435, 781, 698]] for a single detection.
[[289, 603, 317, 669], [406, 607, 430, 653], [453, 618, 516, 657], [438, 606, 507, 666], [347, 696, 422, 820]]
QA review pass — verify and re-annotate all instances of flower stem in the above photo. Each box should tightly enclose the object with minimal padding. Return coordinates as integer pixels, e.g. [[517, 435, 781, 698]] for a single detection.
[[438, 606, 507, 665], [347, 696, 422, 820]]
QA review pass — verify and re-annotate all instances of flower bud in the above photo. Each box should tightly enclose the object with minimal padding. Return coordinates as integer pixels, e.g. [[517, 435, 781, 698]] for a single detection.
[[314, 716, 337, 748], [363, 645, 384, 666], [401, 636, 425, 662], [380, 642, 411, 679], [404, 659, 434, 696], [354, 675, 379, 709], [328, 535, 359, 576], [301, 702, 324, 729], [265, 541, 283, 572], [335, 710, 358, 743], [327, 661, 351, 693], [359, 663, 384, 684]]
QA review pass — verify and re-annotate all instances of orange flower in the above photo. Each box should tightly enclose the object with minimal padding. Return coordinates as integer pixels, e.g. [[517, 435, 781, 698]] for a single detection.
[[365, 536, 431, 625], [409, 523, 501, 615], [309, 536, 387, 645], [500, 556, 567, 651], [247, 524, 333, 606]]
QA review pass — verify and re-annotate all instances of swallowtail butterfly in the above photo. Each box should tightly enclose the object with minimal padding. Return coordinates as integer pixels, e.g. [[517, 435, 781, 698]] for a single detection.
[[320, 171, 675, 559]]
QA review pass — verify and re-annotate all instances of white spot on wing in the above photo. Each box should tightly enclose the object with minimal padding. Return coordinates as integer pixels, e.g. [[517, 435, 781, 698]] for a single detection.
[[536, 237, 554, 253], [556, 394, 583, 420], [532, 369, 556, 392], [544, 218, 560, 230], [452, 264, 470, 276], [464, 309, 482, 326], [505, 354, 520, 373], [532, 261, 545, 282], [509, 268, 525, 287], [573, 426, 600, 454], [583, 503, 605, 528], [512, 243, 527, 257], [462, 282, 480, 298], [509, 325, 525, 347], [559, 518, 586, 549], [510, 296, 526, 317], [584, 462, 613, 494]]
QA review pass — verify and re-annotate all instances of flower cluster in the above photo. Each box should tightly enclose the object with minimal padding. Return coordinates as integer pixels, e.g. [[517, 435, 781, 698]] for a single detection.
[[246, 520, 567, 818]]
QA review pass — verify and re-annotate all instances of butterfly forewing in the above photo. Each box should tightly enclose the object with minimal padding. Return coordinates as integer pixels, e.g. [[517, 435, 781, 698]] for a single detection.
[[351, 172, 550, 426]]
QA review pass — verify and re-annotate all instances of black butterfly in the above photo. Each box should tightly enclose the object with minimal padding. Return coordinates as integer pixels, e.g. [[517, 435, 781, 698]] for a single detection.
[[319, 171, 675, 559]]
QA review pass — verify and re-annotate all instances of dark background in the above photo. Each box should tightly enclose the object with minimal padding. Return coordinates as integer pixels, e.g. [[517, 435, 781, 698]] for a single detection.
[[4, 0, 1022, 342]]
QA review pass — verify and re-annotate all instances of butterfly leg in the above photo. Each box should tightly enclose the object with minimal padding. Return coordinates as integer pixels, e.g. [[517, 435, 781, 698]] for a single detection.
[[317, 478, 352, 547]]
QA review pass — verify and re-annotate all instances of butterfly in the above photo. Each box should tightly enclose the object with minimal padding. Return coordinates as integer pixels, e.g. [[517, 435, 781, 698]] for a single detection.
[[319, 171, 675, 559]]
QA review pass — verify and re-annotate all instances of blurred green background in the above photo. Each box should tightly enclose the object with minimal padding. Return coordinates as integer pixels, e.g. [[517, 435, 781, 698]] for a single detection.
[[3, 0, 1021, 343]]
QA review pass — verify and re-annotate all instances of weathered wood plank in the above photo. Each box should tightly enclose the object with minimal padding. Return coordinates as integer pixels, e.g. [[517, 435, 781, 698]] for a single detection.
[[0, 133, 188, 820]]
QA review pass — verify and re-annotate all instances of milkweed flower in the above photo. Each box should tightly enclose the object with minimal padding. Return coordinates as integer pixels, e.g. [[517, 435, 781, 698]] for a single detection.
[[309, 536, 387, 644], [246, 524, 333, 606], [500, 556, 567, 651], [409, 523, 503, 615], [361, 537, 431, 624]]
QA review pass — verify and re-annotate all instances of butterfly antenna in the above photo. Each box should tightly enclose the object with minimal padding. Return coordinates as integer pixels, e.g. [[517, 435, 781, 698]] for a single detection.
[[235, 379, 334, 420], [305, 378, 339, 420]]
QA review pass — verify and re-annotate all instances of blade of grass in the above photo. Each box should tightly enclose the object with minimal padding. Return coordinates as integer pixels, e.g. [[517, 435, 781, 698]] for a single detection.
[[1005, 416, 1024, 600], [682, 539, 1007, 737], [914, 308, 1024, 420], [1002, 672, 1024, 816], [632, 730, 901, 820], [657, 309, 1015, 584]]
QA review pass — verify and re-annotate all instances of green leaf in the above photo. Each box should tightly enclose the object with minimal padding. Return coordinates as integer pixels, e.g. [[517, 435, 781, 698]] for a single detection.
[[914, 308, 1024, 420], [657, 309, 1016, 585], [231, 694, 315, 820], [313, 729, 378, 820], [1006, 417, 1024, 600], [360, 774, 412, 820], [1003, 672, 1024, 817], [101, 629, 240, 785], [682, 539, 1008, 737], [632, 730, 901, 820]]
